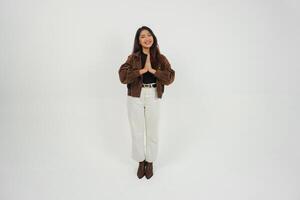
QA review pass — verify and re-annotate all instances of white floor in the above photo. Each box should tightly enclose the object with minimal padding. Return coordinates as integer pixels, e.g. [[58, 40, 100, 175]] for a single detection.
[[0, 94, 299, 200]]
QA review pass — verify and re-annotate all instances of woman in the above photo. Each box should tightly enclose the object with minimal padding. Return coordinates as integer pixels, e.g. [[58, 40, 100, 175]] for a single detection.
[[118, 26, 175, 179]]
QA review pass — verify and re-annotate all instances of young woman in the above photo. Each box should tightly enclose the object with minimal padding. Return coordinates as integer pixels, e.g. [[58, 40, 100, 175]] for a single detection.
[[118, 26, 175, 179]]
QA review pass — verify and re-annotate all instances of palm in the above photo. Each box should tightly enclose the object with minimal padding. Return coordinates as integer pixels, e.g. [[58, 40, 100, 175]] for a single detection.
[[145, 54, 152, 71]]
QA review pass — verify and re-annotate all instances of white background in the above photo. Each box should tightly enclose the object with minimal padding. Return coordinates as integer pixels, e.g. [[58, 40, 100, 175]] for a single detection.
[[0, 0, 299, 199]]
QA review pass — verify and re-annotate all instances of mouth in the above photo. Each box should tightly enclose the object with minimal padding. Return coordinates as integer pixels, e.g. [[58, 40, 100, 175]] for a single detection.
[[144, 41, 152, 45]]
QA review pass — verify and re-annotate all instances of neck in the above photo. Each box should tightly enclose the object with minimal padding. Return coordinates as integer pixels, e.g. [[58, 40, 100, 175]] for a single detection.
[[142, 48, 150, 55]]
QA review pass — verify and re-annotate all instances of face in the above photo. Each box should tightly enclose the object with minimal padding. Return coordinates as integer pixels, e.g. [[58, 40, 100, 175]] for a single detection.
[[139, 29, 154, 49]]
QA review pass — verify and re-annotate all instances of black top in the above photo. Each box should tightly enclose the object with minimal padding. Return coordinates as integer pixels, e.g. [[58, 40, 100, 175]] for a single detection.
[[141, 51, 157, 84]]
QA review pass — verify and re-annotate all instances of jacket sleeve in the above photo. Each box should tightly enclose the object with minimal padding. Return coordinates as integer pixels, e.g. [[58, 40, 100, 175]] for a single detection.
[[118, 55, 141, 84], [153, 55, 175, 85]]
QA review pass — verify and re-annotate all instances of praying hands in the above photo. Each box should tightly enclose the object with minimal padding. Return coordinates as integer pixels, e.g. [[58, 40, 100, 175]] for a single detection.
[[139, 53, 156, 75]]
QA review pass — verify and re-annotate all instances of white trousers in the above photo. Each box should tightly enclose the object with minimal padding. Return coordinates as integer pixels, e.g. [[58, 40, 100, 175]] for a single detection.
[[127, 87, 160, 162]]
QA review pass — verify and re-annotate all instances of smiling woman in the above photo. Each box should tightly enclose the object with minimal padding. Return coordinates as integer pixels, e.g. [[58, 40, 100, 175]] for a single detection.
[[118, 26, 175, 180]]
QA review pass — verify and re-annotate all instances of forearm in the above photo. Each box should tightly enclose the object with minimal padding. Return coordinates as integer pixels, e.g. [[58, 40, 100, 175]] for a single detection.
[[153, 68, 175, 85], [119, 66, 141, 84]]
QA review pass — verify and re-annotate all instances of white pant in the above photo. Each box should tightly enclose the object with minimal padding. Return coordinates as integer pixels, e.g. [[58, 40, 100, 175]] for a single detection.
[[127, 87, 160, 162]]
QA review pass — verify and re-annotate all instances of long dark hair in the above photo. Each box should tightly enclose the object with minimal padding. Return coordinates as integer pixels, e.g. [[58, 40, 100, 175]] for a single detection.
[[132, 26, 162, 66]]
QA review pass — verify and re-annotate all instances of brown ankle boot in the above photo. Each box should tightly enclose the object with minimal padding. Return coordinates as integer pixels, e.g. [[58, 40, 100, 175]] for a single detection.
[[137, 160, 146, 179], [145, 161, 153, 179]]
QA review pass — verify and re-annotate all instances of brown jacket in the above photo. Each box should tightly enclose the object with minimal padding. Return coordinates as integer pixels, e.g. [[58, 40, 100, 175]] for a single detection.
[[118, 51, 175, 98]]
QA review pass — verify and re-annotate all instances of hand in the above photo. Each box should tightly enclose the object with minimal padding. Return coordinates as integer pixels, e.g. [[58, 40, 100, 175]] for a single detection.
[[145, 54, 156, 74], [139, 65, 156, 74], [138, 54, 151, 75], [139, 68, 148, 75], [148, 65, 156, 74], [145, 53, 151, 68]]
